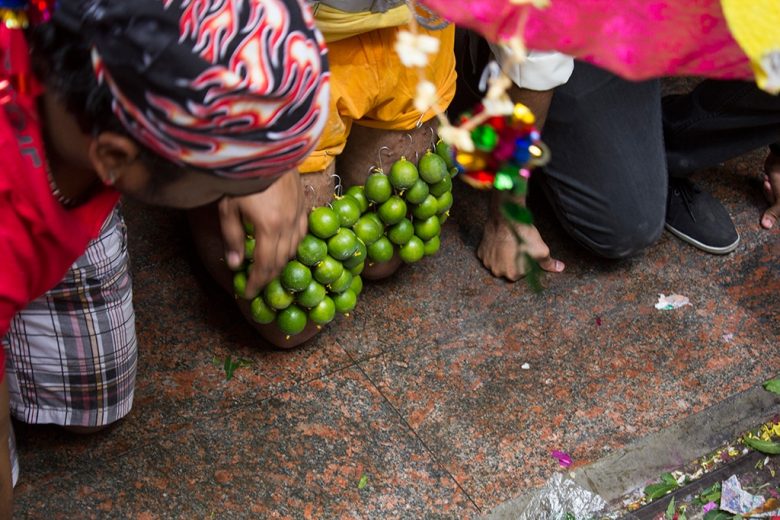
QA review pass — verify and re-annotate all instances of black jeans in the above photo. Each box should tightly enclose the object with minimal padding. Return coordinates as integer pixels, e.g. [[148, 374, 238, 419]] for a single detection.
[[542, 61, 780, 259]]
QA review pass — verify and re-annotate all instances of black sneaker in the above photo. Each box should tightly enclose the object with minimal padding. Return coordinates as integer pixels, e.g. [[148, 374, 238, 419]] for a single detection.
[[665, 178, 739, 254]]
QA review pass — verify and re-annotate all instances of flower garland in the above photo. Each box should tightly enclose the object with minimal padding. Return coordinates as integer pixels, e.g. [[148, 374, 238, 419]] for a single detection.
[[398, 0, 551, 287]]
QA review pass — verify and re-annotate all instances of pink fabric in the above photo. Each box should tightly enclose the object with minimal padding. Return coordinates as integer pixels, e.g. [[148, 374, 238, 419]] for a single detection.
[[420, 0, 752, 81]]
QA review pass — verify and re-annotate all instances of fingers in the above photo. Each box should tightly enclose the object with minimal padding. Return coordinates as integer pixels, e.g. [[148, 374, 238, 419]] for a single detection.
[[247, 226, 281, 297], [218, 198, 246, 270]]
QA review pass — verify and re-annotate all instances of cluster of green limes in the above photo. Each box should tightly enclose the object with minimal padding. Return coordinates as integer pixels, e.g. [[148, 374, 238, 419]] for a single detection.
[[233, 142, 455, 338], [361, 147, 454, 264]]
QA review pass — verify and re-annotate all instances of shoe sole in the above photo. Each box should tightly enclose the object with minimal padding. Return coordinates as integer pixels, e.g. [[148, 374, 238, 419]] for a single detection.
[[665, 224, 740, 254]]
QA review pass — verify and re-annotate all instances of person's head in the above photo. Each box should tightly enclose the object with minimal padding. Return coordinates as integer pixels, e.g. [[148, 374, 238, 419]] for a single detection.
[[32, 0, 329, 208]]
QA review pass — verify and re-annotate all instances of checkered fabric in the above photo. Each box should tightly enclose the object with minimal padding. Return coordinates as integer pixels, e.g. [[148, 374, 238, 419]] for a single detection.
[[3, 205, 137, 428]]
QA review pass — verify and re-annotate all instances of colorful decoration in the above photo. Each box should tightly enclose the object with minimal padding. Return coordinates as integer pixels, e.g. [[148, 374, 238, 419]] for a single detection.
[[0, 0, 55, 28], [453, 101, 549, 226]]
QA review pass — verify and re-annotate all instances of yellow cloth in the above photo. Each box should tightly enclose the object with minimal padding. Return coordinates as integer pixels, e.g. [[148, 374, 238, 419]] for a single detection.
[[721, 0, 780, 93], [313, 4, 411, 43], [299, 24, 457, 174]]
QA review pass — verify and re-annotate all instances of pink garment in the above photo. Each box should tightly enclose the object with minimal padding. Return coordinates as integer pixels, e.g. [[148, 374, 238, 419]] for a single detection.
[[419, 0, 752, 81]]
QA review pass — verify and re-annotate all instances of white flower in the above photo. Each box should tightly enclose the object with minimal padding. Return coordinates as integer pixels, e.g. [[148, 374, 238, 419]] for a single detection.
[[395, 30, 440, 68], [482, 96, 515, 116], [413, 80, 438, 112], [439, 124, 474, 153]]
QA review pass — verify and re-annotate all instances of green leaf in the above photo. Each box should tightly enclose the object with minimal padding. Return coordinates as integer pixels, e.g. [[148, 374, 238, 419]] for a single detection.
[[500, 202, 533, 225], [764, 378, 780, 395], [644, 482, 678, 500], [698, 482, 721, 504], [661, 473, 678, 486], [665, 497, 676, 519], [703, 511, 734, 520], [357, 474, 368, 490], [744, 436, 780, 454]]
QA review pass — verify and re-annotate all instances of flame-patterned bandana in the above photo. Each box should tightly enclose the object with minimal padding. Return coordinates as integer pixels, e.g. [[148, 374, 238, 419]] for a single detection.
[[55, 0, 330, 179]]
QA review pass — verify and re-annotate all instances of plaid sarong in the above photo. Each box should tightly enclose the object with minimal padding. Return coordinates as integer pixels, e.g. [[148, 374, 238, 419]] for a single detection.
[[3, 207, 137, 484]]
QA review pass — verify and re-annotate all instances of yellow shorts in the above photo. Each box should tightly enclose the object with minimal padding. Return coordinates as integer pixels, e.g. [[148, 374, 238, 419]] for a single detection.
[[299, 25, 457, 173]]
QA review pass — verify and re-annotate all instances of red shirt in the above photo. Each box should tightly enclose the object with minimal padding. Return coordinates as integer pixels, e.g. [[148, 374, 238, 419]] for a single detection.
[[0, 27, 119, 341]]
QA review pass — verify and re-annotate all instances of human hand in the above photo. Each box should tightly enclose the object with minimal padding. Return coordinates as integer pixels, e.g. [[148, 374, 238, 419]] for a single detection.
[[761, 150, 780, 229], [219, 170, 307, 297]]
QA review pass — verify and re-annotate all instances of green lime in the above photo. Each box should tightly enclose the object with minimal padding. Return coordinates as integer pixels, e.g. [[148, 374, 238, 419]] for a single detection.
[[345, 185, 369, 213], [438, 212, 449, 225], [388, 157, 419, 191], [387, 218, 414, 245], [280, 260, 312, 293], [435, 139, 456, 170], [367, 236, 394, 263], [399, 235, 425, 263], [418, 151, 447, 184], [413, 215, 441, 241], [349, 261, 365, 275], [243, 221, 255, 236], [296, 280, 326, 308], [308, 207, 340, 239], [404, 178, 430, 205], [343, 239, 367, 269], [296, 234, 328, 266], [328, 268, 353, 293], [429, 173, 452, 197], [350, 275, 363, 296], [331, 196, 362, 227], [309, 296, 336, 326], [264, 278, 294, 310], [412, 194, 438, 220], [423, 235, 441, 256], [377, 195, 407, 226], [327, 228, 359, 261], [233, 271, 248, 298], [365, 172, 392, 204], [436, 191, 453, 215], [352, 214, 384, 245], [244, 237, 256, 261], [364, 212, 383, 228], [276, 304, 307, 336], [313, 255, 344, 285], [250, 296, 276, 324], [333, 289, 357, 314]]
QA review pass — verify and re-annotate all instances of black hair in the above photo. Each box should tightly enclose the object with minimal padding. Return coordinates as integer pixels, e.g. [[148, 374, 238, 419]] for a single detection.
[[29, 20, 185, 181]]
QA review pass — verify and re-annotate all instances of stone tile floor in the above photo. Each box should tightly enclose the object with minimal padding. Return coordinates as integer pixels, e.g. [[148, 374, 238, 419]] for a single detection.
[[12, 148, 779, 518]]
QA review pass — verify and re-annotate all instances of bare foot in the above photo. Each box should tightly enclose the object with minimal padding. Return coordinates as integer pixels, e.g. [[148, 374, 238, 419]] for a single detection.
[[477, 191, 564, 281], [335, 120, 440, 280], [188, 184, 329, 349], [761, 150, 780, 229]]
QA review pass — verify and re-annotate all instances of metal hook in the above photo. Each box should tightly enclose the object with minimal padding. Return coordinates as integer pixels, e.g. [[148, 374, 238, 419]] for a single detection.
[[429, 126, 438, 150], [377, 146, 391, 171], [405, 133, 418, 162], [330, 173, 343, 197]]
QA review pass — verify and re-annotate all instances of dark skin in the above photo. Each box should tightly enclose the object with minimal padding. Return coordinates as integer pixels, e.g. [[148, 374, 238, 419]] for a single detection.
[[3, 88, 307, 520], [477, 87, 565, 281]]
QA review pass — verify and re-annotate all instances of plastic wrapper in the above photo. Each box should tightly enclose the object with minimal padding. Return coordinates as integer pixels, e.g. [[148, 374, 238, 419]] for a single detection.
[[513, 473, 608, 520]]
